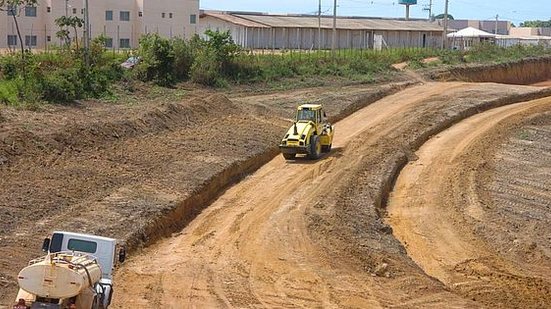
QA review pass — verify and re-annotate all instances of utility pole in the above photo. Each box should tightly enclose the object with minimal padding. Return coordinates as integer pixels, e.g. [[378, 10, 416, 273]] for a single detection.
[[331, 0, 337, 54], [423, 0, 433, 20], [442, 0, 449, 49], [83, 0, 90, 66], [318, 0, 322, 50], [65, 0, 68, 17], [494, 14, 499, 34]]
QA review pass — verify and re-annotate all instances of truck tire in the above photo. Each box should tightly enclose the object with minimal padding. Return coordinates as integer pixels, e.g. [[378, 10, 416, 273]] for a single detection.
[[322, 143, 332, 153], [92, 295, 102, 309], [282, 153, 296, 160], [308, 136, 321, 160]]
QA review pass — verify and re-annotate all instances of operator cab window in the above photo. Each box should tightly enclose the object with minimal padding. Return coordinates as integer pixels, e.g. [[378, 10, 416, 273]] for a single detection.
[[297, 109, 316, 122], [68, 238, 98, 254]]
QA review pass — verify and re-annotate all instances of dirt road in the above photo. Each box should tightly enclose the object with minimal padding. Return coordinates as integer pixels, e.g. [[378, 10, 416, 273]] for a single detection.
[[387, 97, 551, 307], [112, 83, 470, 308], [111, 82, 551, 308]]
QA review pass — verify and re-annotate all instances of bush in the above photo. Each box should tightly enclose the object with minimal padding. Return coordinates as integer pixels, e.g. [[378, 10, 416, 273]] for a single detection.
[[190, 48, 221, 86], [40, 69, 81, 102], [135, 33, 175, 86], [173, 36, 200, 80], [0, 55, 23, 80], [0, 79, 21, 105]]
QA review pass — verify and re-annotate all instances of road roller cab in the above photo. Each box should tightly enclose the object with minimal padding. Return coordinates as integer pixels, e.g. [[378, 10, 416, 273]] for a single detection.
[[279, 104, 334, 160], [15, 231, 125, 309]]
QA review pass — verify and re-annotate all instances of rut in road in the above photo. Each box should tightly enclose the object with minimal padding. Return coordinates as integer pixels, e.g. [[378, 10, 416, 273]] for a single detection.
[[387, 97, 551, 308], [112, 82, 548, 308]]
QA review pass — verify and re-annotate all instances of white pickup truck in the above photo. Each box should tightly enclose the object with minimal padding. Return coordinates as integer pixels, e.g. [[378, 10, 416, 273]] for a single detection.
[[15, 231, 126, 309]]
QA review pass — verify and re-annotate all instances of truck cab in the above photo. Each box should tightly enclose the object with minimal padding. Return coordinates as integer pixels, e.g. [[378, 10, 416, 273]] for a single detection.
[[16, 231, 125, 309], [43, 231, 120, 281]]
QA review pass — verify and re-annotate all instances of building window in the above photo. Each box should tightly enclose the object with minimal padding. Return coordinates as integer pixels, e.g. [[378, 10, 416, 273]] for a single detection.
[[7, 35, 17, 46], [138, 11, 143, 17], [72, 8, 77, 14], [169, 13, 173, 19], [120, 11, 130, 21], [104, 37, 113, 48], [161, 12, 165, 18], [81, 8, 84, 14], [190, 14, 197, 24], [25, 6, 36, 17], [105, 10, 113, 21], [47, 7, 51, 13], [47, 36, 51, 42], [25, 35, 37, 47], [119, 38, 130, 48], [7, 5, 17, 16]]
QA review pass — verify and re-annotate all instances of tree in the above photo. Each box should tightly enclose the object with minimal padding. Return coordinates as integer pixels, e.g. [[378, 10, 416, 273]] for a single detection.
[[434, 13, 454, 20], [203, 30, 240, 65], [56, 28, 70, 49], [55, 15, 84, 50], [0, 0, 38, 57], [520, 19, 551, 27]]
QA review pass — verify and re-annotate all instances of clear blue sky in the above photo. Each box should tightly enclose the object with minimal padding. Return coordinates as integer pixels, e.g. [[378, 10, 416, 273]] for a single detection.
[[201, 0, 549, 25]]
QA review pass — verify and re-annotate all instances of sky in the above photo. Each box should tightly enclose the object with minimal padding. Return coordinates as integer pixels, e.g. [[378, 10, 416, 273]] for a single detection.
[[200, 0, 550, 25]]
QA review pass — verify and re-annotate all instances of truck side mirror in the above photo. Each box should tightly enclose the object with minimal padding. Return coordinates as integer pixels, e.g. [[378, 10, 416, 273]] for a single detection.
[[118, 246, 126, 264], [323, 111, 327, 118], [42, 238, 50, 252]]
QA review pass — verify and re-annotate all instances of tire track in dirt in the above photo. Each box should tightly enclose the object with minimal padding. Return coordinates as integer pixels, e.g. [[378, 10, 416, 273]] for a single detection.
[[387, 97, 551, 308], [112, 83, 551, 308], [113, 83, 478, 308]]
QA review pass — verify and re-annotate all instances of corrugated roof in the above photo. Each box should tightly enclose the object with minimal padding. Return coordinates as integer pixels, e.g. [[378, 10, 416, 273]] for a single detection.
[[233, 14, 443, 32], [202, 12, 270, 28]]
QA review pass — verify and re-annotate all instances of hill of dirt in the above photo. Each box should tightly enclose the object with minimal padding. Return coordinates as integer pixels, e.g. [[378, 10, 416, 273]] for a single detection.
[[0, 81, 410, 304]]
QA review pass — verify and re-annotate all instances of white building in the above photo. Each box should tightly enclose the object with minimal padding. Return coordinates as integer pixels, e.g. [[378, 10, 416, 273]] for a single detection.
[[200, 11, 444, 50], [0, 0, 200, 50]]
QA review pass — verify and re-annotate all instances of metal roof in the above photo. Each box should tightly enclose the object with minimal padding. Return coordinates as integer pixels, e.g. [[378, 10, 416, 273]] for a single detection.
[[202, 12, 270, 28], [233, 14, 444, 32], [447, 27, 495, 38]]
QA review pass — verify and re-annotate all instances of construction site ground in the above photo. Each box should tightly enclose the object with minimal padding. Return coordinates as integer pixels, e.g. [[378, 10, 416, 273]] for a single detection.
[[0, 71, 550, 307]]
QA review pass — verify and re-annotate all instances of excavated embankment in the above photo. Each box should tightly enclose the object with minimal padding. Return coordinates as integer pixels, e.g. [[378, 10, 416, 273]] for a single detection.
[[428, 56, 551, 85], [0, 82, 411, 303], [2, 58, 551, 305], [306, 86, 551, 308], [386, 99, 551, 308]]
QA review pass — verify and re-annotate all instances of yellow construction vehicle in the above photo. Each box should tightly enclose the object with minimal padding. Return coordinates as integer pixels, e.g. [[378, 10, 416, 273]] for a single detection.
[[279, 104, 334, 160]]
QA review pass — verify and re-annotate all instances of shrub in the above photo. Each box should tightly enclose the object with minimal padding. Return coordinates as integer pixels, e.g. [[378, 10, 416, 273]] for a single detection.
[[0, 55, 21, 80], [172, 37, 199, 80], [40, 69, 81, 102], [0, 79, 21, 105], [190, 48, 220, 86], [135, 33, 175, 86]]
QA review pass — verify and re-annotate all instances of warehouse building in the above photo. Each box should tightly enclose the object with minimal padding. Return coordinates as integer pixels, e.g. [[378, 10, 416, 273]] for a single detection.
[[199, 11, 444, 50]]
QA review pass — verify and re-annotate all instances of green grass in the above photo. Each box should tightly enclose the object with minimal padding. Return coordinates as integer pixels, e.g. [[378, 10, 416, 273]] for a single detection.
[[1, 36, 550, 107], [0, 79, 20, 106]]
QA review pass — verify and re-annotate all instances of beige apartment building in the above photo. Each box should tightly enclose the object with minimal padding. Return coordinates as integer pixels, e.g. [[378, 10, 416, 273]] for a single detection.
[[0, 0, 200, 50]]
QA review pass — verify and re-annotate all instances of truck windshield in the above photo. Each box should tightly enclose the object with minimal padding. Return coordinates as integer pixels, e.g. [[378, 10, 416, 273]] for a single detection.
[[297, 110, 316, 122]]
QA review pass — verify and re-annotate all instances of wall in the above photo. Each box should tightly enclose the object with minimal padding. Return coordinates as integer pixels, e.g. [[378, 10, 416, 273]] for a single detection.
[[428, 57, 551, 85], [440, 19, 511, 35], [199, 15, 442, 50], [0, 0, 199, 50], [510, 27, 551, 37]]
